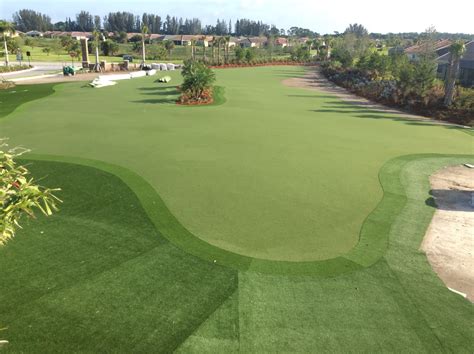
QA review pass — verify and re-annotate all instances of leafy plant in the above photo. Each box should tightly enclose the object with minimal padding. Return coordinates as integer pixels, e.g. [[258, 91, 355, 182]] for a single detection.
[[179, 59, 216, 103], [0, 139, 61, 245], [101, 39, 119, 56]]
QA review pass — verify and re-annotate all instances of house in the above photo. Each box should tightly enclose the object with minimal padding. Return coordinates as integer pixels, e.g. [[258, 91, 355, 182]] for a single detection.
[[181, 35, 197, 46], [196, 35, 214, 47], [228, 37, 239, 47], [126, 32, 142, 40], [437, 41, 474, 87], [149, 34, 164, 42], [239, 37, 267, 48], [25, 30, 43, 37], [70, 32, 93, 40], [162, 35, 184, 45], [404, 39, 452, 61], [4, 30, 22, 38], [43, 31, 66, 38], [275, 37, 288, 48]]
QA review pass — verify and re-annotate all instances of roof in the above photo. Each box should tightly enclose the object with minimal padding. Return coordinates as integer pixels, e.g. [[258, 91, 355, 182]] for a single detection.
[[437, 41, 474, 69], [276, 37, 288, 45], [163, 35, 182, 41], [71, 31, 92, 38], [126, 32, 142, 39], [249, 37, 267, 44], [149, 34, 164, 40], [405, 39, 452, 54], [181, 35, 198, 41]]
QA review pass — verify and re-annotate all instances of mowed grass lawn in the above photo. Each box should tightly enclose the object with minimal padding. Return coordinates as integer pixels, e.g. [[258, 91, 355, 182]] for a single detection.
[[0, 66, 473, 352]]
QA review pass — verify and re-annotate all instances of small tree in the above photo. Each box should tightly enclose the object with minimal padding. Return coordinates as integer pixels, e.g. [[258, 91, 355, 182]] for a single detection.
[[245, 48, 255, 63], [180, 60, 216, 102], [1, 139, 61, 245], [101, 39, 119, 56], [42, 47, 51, 56], [24, 37, 33, 48], [164, 40, 175, 59], [235, 47, 245, 63], [444, 41, 466, 107], [0, 20, 15, 66]]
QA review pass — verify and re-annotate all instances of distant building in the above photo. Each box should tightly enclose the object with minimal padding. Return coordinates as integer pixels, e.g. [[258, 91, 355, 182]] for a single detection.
[[275, 37, 288, 48], [404, 39, 452, 61], [25, 30, 43, 37], [437, 41, 474, 87]]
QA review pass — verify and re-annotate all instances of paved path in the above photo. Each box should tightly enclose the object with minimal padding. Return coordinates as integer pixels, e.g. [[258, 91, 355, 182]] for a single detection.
[[283, 68, 468, 128], [0, 61, 69, 80]]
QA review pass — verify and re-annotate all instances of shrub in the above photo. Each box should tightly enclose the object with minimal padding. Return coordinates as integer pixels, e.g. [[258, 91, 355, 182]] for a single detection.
[[179, 60, 216, 104], [101, 40, 119, 56], [454, 87, 474, 111]]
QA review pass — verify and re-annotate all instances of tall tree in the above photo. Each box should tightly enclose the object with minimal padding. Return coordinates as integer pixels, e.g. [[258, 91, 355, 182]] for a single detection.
[[164, 40, 175, 58], [92, 30, 102, 72], [76, 11, 94, 31], [94, 16, 101, 30], [444, 41, 466, 107], [141, 25, 149, 65], [12, 9, 52, 32], [344, 23, 368, 38], [0, 21, 15, 66]]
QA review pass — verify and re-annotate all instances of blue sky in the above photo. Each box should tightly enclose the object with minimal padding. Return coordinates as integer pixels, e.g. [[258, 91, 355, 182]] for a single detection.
[[1, 0, 473, 34]]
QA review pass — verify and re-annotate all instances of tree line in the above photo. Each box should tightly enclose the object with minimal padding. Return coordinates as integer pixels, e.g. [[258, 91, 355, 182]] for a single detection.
[[8, 9, 319, 37]]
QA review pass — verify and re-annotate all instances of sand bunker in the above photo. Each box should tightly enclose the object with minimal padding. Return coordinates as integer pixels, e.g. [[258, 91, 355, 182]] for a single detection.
[[421, 165, 474, 302]]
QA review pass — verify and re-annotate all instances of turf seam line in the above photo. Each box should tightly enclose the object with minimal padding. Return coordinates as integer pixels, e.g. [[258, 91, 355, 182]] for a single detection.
[[382, 258, 446, 352]]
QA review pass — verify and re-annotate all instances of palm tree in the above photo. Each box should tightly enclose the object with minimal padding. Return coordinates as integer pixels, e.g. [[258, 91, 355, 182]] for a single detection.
[[443, 41, 466, 107], [92, 30, 102, 72], [211, 40, 215, 63], [190, 39, 196, 60], [0, 21, 15, 67], [141, 25, 149, 65], [202, 38, 207, 63], [164, 40, 175, 59], [224, 35, 231, 63], [217, 37, 222, 65]]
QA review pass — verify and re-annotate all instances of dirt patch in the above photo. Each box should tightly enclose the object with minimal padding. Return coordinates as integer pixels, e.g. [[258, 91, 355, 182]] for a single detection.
[[421, 165, 474, 302], [282, 69, 464, 127]]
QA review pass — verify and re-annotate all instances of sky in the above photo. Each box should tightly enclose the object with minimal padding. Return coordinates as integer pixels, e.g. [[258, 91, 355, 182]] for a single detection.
[[1, 0, 473, 34]]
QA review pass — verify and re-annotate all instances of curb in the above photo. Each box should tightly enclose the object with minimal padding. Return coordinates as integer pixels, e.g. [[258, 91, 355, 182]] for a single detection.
[[1, 66, 37, 76], [11, 73, 62, 82]]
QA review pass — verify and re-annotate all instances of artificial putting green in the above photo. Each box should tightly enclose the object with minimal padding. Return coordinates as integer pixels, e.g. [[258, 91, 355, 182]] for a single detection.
[[1, 67, 472, 264], [0, 155, 472, 352]]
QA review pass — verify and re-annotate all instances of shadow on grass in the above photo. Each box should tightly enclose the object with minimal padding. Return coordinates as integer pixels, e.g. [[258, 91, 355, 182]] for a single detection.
[[426, 189, 474, 212], [132, 86, 179, 105], [310, 101, 466, 130]]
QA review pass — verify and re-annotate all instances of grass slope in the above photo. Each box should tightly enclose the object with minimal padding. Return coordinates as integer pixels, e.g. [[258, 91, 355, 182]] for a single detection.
[[1, 67, 472, 263], [0, 160, 237, 353]]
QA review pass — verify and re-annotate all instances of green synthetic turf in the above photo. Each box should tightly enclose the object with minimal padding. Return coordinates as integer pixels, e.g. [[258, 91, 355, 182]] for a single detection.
[[0, 84, 56, 119], [1, 67, 472, 263], [0, 161, 237, 352], [1, 156, 472, 352]]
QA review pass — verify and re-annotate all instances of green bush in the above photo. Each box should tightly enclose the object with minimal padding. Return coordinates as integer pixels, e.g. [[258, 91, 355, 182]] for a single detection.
[[180, 60, 216, 103], [454, 87, 474, 111]]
